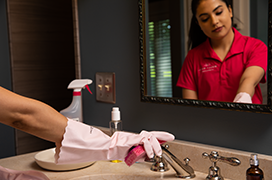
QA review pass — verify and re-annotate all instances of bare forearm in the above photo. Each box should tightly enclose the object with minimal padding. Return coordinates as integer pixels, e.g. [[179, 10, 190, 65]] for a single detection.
[[182, 88, 198, 99], [236, 78, 256, 97], [0, 87, 67, 144], [236, 66, 264, 97]]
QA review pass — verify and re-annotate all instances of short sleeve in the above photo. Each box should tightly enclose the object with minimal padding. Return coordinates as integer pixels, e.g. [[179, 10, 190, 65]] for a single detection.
[[176, 51, 197, 91], [245, 38, 267, 83]]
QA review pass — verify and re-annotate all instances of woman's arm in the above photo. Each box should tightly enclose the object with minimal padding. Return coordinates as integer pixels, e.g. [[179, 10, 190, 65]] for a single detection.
[[182, 88, 198, 99], [0, 86, 67, 145], [237, 66, 264, 96]]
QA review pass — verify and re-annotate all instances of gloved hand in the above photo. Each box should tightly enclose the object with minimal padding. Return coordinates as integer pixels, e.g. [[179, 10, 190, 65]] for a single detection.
[[233, 92, 252, 103], [55, 119, 175, 164], [0, 166, 49, 180]]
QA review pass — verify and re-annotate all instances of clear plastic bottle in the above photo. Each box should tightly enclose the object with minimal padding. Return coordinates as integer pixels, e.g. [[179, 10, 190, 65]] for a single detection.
[[109, 107, 122, 135], [109, 107, 122, 163], [246, 154, 264, 180]]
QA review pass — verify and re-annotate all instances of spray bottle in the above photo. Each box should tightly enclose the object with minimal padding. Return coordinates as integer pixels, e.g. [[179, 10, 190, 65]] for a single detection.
[[60, 79, 92, 122]]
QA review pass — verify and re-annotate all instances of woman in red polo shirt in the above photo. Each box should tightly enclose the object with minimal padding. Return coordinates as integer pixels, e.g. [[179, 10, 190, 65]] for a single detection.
[[176, 0, 267, 104]]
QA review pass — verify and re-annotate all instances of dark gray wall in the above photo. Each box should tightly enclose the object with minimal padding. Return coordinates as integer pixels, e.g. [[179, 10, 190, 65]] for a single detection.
[[250, 0, 268, 45], [0, 0, 16, 158], [78, 0, 272, 156]]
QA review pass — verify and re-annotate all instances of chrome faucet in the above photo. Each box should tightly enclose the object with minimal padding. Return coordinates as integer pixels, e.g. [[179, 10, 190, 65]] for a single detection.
[[151, 144, 196, 179], [202, 151, 241, 180]]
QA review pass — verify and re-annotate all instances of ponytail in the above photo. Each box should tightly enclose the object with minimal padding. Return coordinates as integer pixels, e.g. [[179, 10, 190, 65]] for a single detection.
[[188, 16, 207, 50]]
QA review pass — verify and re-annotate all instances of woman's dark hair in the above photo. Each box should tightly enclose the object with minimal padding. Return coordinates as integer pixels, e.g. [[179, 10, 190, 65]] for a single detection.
[[188, 0, 231, 50]]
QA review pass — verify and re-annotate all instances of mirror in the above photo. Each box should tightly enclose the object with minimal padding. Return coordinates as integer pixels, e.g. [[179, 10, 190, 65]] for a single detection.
[[139, 0, 272, 113]]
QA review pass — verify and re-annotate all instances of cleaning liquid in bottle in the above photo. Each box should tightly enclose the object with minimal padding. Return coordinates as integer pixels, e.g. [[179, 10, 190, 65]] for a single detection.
[[246, 154, 264, 180], [60, 79, 92, 122], [110, 107, 123, 163]]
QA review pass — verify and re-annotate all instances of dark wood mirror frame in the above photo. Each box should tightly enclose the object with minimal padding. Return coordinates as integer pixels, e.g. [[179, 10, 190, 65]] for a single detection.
[[139, 0, 272, 113]]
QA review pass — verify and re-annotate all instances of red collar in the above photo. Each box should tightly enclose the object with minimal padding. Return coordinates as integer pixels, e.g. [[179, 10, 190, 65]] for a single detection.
[[203, 27, 245, 61]]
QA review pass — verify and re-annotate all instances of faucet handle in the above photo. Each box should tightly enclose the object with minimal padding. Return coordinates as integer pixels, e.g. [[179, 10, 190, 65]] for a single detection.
[[219, 155, 241, 166], [202, 151, 240, 180], [202, 151, 241, 166]]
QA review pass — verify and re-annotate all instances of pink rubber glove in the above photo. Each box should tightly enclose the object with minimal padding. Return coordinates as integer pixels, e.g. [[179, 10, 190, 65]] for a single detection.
[[55, 119, 175, 164], [233, 92, 252, 103], [0, 165, 49, 180]]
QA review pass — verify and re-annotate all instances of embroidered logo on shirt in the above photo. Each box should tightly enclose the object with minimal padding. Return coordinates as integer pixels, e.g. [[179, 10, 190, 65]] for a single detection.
[[199, 64, 218, 73]]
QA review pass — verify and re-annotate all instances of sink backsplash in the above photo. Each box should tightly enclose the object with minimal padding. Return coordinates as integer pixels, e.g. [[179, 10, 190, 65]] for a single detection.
[[167, 140, 272, 180], [97, 126, 272, 180]]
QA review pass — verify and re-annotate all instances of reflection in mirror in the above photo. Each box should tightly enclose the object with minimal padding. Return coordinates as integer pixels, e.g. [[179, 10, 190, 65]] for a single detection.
[[139, 0, 272, 113]]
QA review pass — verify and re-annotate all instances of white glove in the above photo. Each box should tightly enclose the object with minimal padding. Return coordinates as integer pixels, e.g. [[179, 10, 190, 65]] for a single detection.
[[55, 119, 175, 164], [233, 92, 252, 103], [0, 165, 49, 180]]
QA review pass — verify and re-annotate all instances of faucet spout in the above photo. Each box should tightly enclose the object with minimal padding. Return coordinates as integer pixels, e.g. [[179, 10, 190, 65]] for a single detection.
[[161, 145, 195, 179]]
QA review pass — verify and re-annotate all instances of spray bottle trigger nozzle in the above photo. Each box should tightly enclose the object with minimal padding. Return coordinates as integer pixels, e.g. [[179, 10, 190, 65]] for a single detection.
[[85, 85, 93, 94]]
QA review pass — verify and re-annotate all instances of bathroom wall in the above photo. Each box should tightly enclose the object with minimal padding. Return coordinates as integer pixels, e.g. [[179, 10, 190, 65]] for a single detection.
[[78, 0, 272, 156], [7, 0, 77, 155], [0, 0, 77, 157], [0, 0, 16, 158], [250, 0, 269, 45]]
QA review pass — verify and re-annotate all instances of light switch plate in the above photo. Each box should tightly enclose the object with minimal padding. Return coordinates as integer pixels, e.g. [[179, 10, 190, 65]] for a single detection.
[[95, 72, 116, 104]]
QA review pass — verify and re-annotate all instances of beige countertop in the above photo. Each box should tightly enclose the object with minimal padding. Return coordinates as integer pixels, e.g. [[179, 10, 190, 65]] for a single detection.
[[0, 126, 271, 180], [0, 150, 231, 180]]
